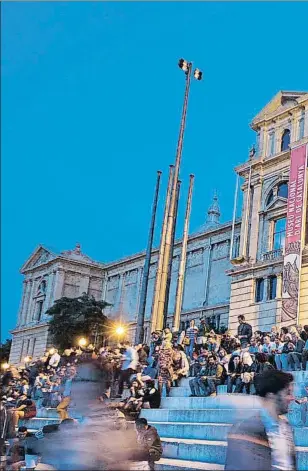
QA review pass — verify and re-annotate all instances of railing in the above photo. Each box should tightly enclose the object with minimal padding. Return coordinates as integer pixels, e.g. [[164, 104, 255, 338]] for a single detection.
[[262, 248, 283, 261]]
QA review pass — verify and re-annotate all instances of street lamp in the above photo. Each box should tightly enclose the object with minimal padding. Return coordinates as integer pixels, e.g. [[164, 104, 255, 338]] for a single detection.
[[78, 337, 87, 348], [156, 58, 203, 330], [1, 362, 10, 371], [115, 326, 125, 336]]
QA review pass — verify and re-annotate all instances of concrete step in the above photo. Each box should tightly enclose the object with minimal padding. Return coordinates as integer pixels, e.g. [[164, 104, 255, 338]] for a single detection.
[[151, 421, 308, 444], [151, 422, 231, 441], [155, 458, 224, 470], [161, 394, 261, 410], [141, 408, 260, 424], [170, 385, 229, 397], [179, 373, 308, 397], [160, 437, 308, 470], [161, 437, 226, 464], [19, 417, 61, 430], [170, 387, 190, 397], [36, 408, 81, 419]]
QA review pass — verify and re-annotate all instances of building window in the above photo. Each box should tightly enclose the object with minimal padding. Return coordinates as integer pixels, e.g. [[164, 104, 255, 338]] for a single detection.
[[266, 190, 274, 206], [255, 278, 264, 303], [277, 182, 288, 199], [39, 280, 47, 294], [299, 110, 305, 140], [268, 131, 275, 156], [268, 276, 277, 300], [281, 129, 290, 151], [273, 218, 286, 250], [36, 300, 44, 321]]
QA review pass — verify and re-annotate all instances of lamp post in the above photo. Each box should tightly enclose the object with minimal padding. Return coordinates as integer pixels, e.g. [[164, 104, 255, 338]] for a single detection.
[[155, 59, 202, 330], [135, 170, 162, 345]]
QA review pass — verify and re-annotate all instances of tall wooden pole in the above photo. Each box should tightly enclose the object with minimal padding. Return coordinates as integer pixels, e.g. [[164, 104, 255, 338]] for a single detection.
[[135, 171, 162, 344], [173, 174, 194, 331], [163, 180, 181, 329], [150, 165, 174, 333], [156, 63, 193, 330]]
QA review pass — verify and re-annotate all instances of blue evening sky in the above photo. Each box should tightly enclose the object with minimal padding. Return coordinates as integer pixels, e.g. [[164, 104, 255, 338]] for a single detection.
[[2, 2, 308, 340]]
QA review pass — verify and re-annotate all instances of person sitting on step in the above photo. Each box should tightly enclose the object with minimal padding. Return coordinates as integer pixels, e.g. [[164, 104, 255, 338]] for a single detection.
[[190, 354, 225, 397]]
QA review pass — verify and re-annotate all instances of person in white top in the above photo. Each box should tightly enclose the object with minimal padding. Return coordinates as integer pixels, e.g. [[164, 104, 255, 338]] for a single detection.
[[48, 349, 61, 368]]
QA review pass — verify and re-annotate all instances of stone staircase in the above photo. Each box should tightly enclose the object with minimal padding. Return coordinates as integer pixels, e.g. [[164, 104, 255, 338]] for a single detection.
[[141, 372, 308, 471]]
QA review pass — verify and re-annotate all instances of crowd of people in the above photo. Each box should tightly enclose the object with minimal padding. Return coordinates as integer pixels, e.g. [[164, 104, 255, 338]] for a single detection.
[[1, 348, 77, 444], [2, 315, 308, 470]]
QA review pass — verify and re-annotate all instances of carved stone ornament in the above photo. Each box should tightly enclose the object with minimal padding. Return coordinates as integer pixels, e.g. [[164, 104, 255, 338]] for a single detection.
[[28, 251, 51, 269]]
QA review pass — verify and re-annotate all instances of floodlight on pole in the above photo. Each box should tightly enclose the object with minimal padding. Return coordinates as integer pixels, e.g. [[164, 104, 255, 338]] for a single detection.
[[154, 58, 202, 330]]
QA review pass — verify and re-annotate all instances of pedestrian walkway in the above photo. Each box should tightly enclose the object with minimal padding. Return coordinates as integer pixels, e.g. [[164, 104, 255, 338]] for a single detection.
[[141, 371, 308, 470]]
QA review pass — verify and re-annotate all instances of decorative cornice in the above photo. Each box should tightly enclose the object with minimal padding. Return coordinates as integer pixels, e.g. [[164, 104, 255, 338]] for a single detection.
[[10, 322, 49, 335]]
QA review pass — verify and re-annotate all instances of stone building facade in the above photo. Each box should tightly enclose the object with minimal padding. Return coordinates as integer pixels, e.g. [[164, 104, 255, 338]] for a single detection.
[[9, 90, 308, 364], [228, 91, 308, 333]]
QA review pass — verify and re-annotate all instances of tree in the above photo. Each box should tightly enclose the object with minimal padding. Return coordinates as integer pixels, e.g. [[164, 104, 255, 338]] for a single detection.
[[0, 339, 12, 363], [46, 293, 111, 350]]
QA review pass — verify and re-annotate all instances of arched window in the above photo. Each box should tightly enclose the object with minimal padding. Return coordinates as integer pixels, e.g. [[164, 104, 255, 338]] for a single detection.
[[277, 182, 288, 199], [281, 129, 290, 151], [266, 190, 274, 206], [39, 280, 47, 294]]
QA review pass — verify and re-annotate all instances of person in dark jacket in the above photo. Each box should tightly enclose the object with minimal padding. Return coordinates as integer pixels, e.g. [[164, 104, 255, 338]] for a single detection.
[[132, 418, 163, 470], [225, 370, 296, 471], [237, 315, 252, 347]]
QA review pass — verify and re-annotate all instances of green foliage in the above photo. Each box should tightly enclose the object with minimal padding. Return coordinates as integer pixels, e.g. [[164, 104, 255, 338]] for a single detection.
[[0, 339, 12, 363], [46, 293, 111, 350]]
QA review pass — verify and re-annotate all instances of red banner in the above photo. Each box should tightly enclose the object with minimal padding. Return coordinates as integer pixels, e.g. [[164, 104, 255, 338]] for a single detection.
[[282, 144, 308, 323]]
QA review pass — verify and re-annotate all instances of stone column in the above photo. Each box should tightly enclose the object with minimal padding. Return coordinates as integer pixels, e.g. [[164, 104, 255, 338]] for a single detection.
[[202, 245, 212, 306], [17, 281, 27, 327], [53, 269, 66, 301], [248, 182, 262, 262], [239, 188, 249, 257], [25, 280, 35, 324], [257, 214, 265, 261], [44, 271, 55, 312], [263, 277, 269, 303], [21, 281, 32, 326], [116, 274, 124, 311], [102, 272, 108, 301], [276, 273, 282, 299], [79, 275, 90, 295]]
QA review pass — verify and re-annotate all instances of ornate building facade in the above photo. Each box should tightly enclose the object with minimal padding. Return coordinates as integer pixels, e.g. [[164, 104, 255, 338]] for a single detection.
[[9, 91, 308, 365], [228, 91, 308, 333]]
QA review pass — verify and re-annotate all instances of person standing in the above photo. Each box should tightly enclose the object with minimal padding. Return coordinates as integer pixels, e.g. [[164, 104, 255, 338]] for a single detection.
[[237, 315, 252, 348], [225, 369, 296, 470], [185, 320, 199, 359], [117, 342, 138, 397]]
